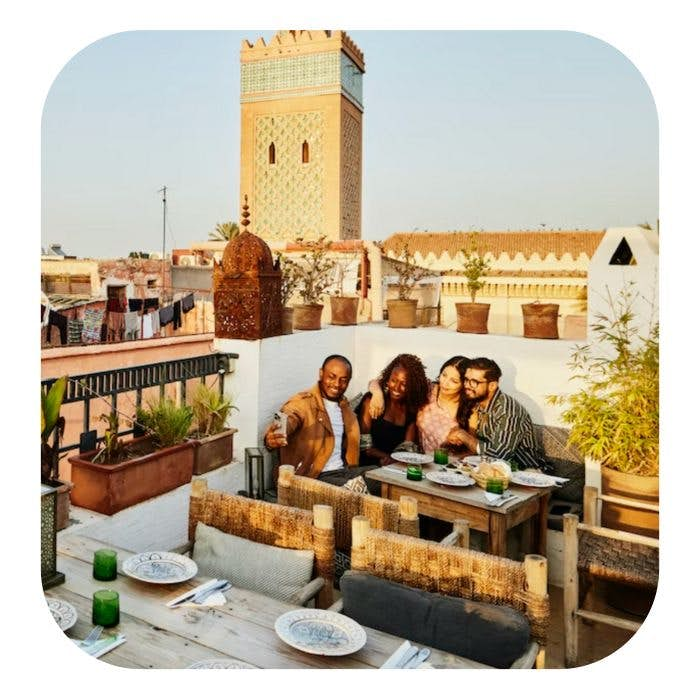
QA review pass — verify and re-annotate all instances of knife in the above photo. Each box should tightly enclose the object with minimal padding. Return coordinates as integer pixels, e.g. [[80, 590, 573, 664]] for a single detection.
[[380, 640, 412, 669], [405, 648, 431, 668], [399, 646, 420, 668], [166, 579, 224, 608]]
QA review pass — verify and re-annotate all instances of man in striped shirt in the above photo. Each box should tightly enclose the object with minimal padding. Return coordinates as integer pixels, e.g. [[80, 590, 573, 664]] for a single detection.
[[461, 357, 549, 472]]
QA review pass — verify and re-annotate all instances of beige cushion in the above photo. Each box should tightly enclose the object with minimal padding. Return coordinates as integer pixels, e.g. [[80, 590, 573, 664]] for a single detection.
[[192, 522, 314, 603]]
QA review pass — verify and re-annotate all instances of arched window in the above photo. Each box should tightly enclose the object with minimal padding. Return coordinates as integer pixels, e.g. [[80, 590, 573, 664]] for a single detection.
[[301, 140, 309, 163], [268, 142, 276, 165]]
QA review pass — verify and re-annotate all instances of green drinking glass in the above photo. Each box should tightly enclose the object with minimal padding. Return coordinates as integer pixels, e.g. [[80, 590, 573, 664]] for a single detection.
[[93, 549, 118, 581], [92, 590, 120, 627], [406, 465, 423, 481], [433, 448, 449, 465]]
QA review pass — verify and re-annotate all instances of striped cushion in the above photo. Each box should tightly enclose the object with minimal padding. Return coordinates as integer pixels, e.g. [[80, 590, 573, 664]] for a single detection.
[[192, 522, 314, 603]]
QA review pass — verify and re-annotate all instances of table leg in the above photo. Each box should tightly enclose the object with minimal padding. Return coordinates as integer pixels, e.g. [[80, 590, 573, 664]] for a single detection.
[[488, 514, 507, 557], [536, 492, 550, 556]]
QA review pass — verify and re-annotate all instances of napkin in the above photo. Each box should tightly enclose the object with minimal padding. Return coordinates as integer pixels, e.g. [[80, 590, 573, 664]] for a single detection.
[[178, 591, 227, 607], [483, 490, 516, 506], [73, 634, 126, 658]]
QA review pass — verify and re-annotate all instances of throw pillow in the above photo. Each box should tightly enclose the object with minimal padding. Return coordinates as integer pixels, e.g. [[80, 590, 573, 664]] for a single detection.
[[192, 522, 314, 603]]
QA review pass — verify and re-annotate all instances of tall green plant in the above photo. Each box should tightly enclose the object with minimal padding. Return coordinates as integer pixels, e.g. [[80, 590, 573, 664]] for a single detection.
[[41, 376, 68, 481], [548, 283, 658, 476], [460, 233, 491, 303], [136, 397, 194, 448]]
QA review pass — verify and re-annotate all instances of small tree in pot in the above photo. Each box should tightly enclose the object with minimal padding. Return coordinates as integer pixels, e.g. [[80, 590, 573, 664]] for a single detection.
[[275, 252, 298, 334], [383, 241, 431, 328], [330, 250, 360, 325], [456, 233, 492, 333], [288, 235, 336, 330]]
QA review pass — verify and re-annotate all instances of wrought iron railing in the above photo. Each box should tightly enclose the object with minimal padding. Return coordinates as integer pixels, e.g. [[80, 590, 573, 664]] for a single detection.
[[42, 352, 238, 455]]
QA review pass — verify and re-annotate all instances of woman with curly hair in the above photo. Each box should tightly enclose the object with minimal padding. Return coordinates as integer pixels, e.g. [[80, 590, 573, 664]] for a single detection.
[[355, 354, 431, 466], [368, 355, 475, 455]]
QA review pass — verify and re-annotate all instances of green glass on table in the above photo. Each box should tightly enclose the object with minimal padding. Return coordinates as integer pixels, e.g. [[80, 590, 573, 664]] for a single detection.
[[485, 478, 504, 495], [92, 590, 120, 627], [433, 448, 449, 465], [93, 548, 118, 581], [406, 465, 423, 481]]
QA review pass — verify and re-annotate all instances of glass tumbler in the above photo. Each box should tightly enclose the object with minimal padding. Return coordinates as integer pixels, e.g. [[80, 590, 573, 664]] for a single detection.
[[93, 549, 118, 581], [92, 590, 120, 627]]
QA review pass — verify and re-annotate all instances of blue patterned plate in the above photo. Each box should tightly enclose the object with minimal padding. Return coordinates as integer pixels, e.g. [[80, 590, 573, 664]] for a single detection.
[[275, 609, 367, 656], [122, 551, 197, 584]]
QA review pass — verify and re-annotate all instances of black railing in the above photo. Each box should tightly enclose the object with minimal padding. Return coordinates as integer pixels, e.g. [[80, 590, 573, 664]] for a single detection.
[[42, 352, 238, 455]]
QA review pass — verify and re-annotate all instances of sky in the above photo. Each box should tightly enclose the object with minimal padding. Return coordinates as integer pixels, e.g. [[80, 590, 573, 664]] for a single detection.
[[41, 29, 658, 258]]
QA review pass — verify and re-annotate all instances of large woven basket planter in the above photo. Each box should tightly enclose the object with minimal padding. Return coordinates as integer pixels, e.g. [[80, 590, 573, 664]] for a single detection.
[[293, 303, 323, 331], [455, 302, 490, 334], [68, 437, 194, 515], [387, 299, 418, 328], [330, 296, 359, 326], [522, 303, 560, 339], [281, 307, 294, 335], [601, 465, 659, 539], [191, 428, 237, 476]]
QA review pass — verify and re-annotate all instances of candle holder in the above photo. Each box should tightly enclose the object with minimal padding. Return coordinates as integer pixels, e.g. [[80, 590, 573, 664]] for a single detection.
[[93, 549, 118, 581], [92, 590, 120, 627]]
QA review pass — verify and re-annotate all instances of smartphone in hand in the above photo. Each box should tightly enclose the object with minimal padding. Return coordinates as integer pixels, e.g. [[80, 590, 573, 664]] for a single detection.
[[273, 411, 287, 438]]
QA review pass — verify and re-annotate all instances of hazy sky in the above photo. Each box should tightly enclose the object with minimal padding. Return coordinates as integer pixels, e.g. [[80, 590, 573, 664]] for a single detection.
[[41, 29, 658, 258]]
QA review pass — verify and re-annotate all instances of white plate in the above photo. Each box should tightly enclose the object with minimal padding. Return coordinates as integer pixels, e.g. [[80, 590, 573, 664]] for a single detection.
[[426, 471, 475, 487], [510, 471, 557, 488], [47, 599, 78, 631], [390, 451, 433, 465], [122, 551, 198, 584], [274, 609, 367, 656], [187, 658, 256, 669], [462, 455, 482, 467]]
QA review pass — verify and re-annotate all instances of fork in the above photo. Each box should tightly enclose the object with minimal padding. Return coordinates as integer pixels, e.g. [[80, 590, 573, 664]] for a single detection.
[[80, 625, 103, 647]]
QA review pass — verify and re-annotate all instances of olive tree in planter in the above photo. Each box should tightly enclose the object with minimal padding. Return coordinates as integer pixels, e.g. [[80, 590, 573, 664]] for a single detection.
[[455, 233, 491, 334], [330, 251, 360, 326], [68, 399, 195, 515], [189, 383, 238, 475], [548, 283, 659, 538], [288, 235, 336, 331], [275, 252, 297, 335], [383, 242, 431, 328]]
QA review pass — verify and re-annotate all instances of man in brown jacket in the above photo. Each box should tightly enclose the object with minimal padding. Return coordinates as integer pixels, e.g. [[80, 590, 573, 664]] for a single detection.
[[264, 355, 375, 489]]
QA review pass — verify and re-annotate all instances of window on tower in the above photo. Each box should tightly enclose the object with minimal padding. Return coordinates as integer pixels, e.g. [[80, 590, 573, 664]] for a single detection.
[[301, 140, 309, 164], [268, 143, 276, 165]]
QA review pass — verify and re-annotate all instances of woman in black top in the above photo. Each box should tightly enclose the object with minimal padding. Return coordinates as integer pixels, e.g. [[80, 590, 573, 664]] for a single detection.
[[355, 354, 431, 466]]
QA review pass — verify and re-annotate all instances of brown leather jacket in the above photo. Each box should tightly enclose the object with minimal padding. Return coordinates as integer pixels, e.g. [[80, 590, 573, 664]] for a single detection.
[[278, 383, 360, 479]]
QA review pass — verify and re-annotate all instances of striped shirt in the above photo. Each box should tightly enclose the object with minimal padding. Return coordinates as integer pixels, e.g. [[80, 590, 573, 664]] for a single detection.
[[475, 389, 548, 471]]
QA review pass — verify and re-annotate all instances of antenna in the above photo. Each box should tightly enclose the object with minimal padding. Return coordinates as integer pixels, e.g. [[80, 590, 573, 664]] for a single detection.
[[158, 186, 167, 297]]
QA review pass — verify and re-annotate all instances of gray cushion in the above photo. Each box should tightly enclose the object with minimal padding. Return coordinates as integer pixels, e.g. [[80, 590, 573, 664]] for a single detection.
[[339, 570, 530, 668], [192, 522, 314, 603]]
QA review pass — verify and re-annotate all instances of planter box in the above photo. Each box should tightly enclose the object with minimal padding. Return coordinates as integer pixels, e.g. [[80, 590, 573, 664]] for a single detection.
[[68, 436, 195, 515], [191, 428, 237, 475]]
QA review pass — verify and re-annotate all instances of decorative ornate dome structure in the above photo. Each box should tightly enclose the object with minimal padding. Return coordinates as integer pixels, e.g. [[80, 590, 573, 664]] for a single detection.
[[213, 196, 282, 339]]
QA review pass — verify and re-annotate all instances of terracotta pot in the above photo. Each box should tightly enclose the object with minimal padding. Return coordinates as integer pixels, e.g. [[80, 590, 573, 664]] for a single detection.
[[281, 307, 294, 335], [68, 436, 195, 515], [522, 302, 559, 339], [330, 296, 359, 326], [455, 302, 490, 334], [387, 299, 418, 328], [293, 303, 323, 331], [601, 465, 659, 538], [191, 428, 237, 475], [54, 479, 73, 531]]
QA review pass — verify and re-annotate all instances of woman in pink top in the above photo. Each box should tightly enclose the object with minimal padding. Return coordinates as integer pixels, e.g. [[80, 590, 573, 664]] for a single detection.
[[416, 356, 473, 454]]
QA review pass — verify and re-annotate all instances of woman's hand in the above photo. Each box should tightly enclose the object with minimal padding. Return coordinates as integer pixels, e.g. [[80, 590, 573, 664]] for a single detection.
[[443, 427, 471, 446], [368, 378, 385, 419]]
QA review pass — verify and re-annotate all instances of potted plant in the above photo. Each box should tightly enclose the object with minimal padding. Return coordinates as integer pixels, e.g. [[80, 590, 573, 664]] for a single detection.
[[68, 398, 195, 515], [41, 375, 72, 531], [383, 242, 431, 328], [276, 252, 298, 334], [189, 383, 238, 475], [522, 300, 560, 339], [289, 235, 336, 331], [330, 251, 360, 326], [548, 283, 659, 538], [455, 233, 491, 334]]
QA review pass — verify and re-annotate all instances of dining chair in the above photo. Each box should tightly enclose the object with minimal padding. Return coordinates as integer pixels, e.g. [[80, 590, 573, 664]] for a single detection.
[[277, 464, 420, 582], [187, 477, 336, 608], [330, 515, 549, 669], [562, 485, 659, 667]]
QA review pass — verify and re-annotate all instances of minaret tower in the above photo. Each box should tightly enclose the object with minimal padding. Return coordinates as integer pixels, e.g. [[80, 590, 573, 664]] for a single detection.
[[240, 30, 364, 241]]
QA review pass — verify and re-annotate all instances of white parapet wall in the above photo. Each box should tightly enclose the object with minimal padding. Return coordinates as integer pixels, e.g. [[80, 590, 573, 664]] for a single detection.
[[214, 324, 582, 475]]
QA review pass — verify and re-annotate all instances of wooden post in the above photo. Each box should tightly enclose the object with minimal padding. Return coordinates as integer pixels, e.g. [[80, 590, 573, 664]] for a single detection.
[[453, 519, 470, 548], [191, 477, 207, 498], [312, 504, 333, 530], [351, 515, 371, 570], [524, 554, 548, 669], [399, 496, 419, 537], [583, 485, 598, 526], [562, 513, 580, 668], [312, 504, 334, 609], [277, 465, 294, 505]]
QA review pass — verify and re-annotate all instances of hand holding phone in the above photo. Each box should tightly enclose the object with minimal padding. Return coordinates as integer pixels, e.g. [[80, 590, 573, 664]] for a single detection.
[[273, 411, 288, 438]]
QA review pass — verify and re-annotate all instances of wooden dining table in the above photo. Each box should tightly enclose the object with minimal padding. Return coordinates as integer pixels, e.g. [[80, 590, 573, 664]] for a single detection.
[[366, 464, 553, 558], [46, 533, 489, 669]]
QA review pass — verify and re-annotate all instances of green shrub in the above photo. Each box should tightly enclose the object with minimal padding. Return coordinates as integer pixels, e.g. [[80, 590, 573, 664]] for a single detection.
[[136, 397, 194, 448]]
